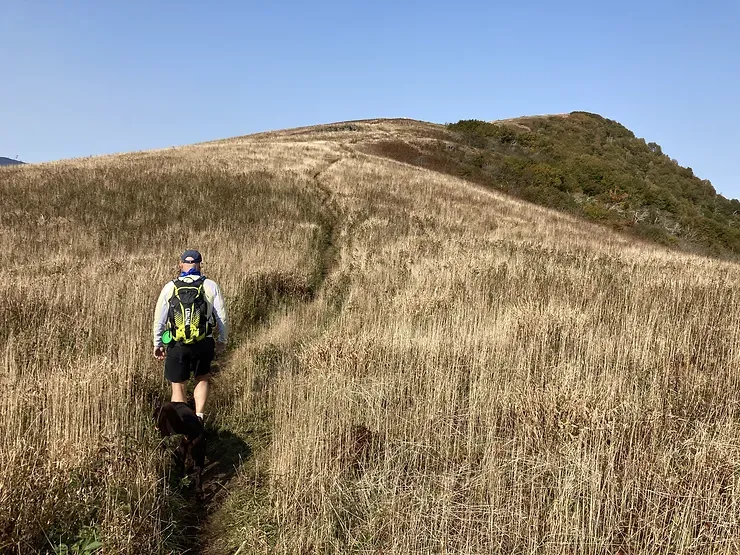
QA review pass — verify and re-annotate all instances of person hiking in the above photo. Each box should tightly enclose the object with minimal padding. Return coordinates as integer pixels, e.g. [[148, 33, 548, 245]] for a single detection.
[[152, 249, 228, 423]]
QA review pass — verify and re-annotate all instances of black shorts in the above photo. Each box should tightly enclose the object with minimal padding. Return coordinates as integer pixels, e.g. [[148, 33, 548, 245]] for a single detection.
[[165, 337, 215, 384]]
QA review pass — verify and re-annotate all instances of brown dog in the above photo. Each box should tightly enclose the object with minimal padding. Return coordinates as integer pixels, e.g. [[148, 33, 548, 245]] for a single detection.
[[153, 400, 206, 500]]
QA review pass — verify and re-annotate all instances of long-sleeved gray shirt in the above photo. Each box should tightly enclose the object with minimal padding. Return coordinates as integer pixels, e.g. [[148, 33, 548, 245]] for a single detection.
[[152, 275, 228, 347]]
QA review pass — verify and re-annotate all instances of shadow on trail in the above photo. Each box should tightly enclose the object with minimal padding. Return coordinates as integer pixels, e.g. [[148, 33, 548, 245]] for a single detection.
[[174, 427, 251, 554], [201, 428, 252, 502]]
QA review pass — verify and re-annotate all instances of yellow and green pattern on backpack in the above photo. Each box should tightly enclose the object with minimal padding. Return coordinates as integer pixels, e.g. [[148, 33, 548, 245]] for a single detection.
[[167, 279, 212, 344]]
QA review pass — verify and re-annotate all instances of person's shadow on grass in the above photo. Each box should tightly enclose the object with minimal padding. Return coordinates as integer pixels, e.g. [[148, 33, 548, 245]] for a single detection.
[[200, 427, 252, 503]]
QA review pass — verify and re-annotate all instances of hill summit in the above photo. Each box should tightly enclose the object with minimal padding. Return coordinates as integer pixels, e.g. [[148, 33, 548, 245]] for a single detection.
[[364, 112, 739, 257]]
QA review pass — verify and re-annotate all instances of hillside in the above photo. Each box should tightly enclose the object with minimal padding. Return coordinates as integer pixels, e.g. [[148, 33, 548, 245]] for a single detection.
[[2, 119, 740, 554], [364, 113, 740, 257], [0, 157, 23, 166]]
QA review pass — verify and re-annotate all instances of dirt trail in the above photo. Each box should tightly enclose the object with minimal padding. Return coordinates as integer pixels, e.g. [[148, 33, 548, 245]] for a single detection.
[[171, 150, 349, 554], [310, 152, 346, 296], [169, 389, 255, 553]]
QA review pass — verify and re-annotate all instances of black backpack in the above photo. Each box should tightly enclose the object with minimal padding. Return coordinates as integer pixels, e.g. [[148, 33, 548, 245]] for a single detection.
[[167, 279, 211, 344]]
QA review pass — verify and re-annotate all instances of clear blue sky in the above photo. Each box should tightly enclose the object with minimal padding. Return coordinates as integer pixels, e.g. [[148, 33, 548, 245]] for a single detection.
[[2, 1, 738, 196]]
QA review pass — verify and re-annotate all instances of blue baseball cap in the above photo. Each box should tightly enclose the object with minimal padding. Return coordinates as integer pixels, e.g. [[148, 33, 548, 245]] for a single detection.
[[180, 249, 203, 263]]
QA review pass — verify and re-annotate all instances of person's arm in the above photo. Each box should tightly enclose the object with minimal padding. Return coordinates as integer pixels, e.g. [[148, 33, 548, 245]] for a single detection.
[[153, 282, 173, 350], [206, 279, 228, 345]]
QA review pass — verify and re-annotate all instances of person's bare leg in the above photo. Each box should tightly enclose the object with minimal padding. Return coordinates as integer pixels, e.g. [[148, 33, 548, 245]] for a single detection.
[[194, 375, 209, 415], [171, 382, 187, 403]]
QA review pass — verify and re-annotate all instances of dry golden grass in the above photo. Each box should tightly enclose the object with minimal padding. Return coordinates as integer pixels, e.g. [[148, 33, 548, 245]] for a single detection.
[[2, 119, 740, 554]]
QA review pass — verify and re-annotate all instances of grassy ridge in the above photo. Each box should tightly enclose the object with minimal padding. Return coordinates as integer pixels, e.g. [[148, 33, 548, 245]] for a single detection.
[[2, 119, 740, 553], [261, 143, 740, 553]]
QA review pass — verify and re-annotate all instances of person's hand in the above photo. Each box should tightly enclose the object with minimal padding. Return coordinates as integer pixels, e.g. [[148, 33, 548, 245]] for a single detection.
[[215, 342, 227, 358], [154, 346, 166, 360]]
